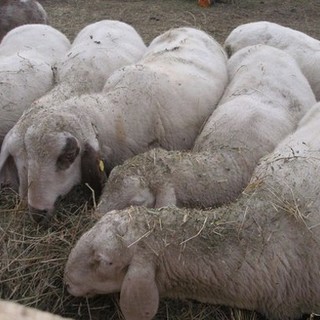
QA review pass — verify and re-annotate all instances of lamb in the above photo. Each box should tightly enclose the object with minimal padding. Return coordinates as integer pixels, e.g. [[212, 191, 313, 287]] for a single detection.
[[224, 21, 320, 100], [64, 101, 320, 320], [0, 27, 228, 223], [0, 0, 48, 42], [35, 20, 147, 105], [0, 24, 70, 146], [97, 44, 316, 212]]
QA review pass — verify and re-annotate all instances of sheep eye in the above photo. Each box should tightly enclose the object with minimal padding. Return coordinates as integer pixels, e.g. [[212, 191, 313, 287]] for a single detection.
[[56, 137, 80, 170], [56, 149, 79, 170]]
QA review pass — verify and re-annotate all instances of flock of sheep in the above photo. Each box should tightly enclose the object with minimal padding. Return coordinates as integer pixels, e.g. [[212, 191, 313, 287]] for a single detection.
[[1, 0, 320, 319]]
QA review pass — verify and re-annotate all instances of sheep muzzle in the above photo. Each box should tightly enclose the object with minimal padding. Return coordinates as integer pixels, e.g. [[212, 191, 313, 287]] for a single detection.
[[28, 205, 54, 225]]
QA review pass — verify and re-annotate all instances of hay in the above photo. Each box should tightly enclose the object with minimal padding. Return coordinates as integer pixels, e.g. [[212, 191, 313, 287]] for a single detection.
[[0, 187, 263, 320], [0, 187, 116, 319]]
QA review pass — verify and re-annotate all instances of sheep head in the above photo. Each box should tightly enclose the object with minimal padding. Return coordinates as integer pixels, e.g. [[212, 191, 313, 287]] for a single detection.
[[24, 124, 106, 223], [99, 171, 156, 213], [98, 148, 177, 215], [26, 130, 82, 221], [64, 208, 160, 320], [0, 109, 107, 224]]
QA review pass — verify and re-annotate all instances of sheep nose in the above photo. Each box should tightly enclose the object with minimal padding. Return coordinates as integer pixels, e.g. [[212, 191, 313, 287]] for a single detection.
[[28, 205, 51, 225]]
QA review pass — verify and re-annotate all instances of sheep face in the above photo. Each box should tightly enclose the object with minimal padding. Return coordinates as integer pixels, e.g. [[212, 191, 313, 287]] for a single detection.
[[65, 210, 160, 320], [65, 243, 129, 297], [98, 149, 178, 215], [64, 213, 132, 296], [98, 171, 155, 214], [1, 108, 106, 224], [25, 130, 82, 221]]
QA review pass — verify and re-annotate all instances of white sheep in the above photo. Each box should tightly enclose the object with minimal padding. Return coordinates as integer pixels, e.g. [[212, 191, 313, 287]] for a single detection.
[[0, 27, 228, 223], [0, 24, 70, 146], [64, 102, 320, 320], [0, 24, 71, 65], [0, 299, 72, 320], [224, 21, 320, 100], [97, 44, 316, 212], [36, 20, 147, 105], [0, 52, 54, 146], [0, 0, 48, 42]]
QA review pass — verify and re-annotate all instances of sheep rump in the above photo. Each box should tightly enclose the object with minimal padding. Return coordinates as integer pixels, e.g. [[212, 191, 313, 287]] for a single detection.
[[0, 52, 54, 146], [0, 24, 70, 64], [0, 24, 71, 147], [36, 20, 147, 105], [224, 21, 320, 100]]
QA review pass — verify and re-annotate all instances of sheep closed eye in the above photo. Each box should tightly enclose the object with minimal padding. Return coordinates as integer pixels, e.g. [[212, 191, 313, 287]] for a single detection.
[[56, 136, 80, 170], [56, 149, 79, 170]]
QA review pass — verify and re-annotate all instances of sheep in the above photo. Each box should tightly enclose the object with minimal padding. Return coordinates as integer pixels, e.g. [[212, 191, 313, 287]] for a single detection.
[[0, 299, 72, 320], [97, 44, 316, 213], [0, 27, 228, 223], [64, 101, 320, 320], [0, 24, 71, 65], [0, 24, 70, 147], [36, 20, 147, 105], [0, 52, 54, 147], [0, 0, 48, 42], [224, 21, 320, 100]]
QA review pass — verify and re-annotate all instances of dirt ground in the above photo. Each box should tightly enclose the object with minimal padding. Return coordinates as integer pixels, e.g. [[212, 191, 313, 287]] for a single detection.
[[1, 0, 320, 319], [41, 0, 320, 46]]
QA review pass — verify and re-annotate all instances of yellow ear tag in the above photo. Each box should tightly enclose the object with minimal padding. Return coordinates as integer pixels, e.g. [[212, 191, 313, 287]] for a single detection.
[[99, 159, 105, 172]]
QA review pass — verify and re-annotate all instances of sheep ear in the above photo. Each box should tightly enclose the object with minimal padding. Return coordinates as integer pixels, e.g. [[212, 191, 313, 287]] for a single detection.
[[0, 153, 19, 190], [0, 133, 19, 190], [81, 143, 107, 200], [155, 183, 177, 208], [120, 261, 159, 320]]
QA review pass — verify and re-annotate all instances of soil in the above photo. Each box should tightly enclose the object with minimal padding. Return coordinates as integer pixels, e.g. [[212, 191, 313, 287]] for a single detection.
[[41, 0, 320, 46]]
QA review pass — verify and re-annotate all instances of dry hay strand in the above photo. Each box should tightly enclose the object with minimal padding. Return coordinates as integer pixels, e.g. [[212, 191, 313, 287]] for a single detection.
[[0, 187, 119, 319], [0, 188, 263, 320]]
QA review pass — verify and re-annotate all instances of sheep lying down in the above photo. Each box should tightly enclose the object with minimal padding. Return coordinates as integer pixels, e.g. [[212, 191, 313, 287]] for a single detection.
[[36, 20, 147, 106], [224, 20, 320, 101], [98, 44, 316, 212], [0, 24, 71, 146], [0, 52, 54, 146], [64, 102, 320, 320], [0, 27, 228, 223]]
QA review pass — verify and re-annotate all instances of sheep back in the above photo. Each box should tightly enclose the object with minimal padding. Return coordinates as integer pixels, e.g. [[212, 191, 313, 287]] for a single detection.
[[0, 0, 48, 41], [224, 21, 320, 100]]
